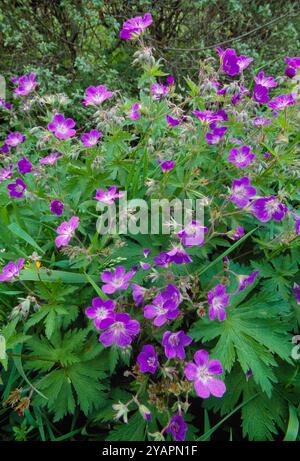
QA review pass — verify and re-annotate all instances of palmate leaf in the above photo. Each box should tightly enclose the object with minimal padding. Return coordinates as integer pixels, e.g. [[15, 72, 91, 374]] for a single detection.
[[106, 411, 146, 441], [189, 289, 292, 396]]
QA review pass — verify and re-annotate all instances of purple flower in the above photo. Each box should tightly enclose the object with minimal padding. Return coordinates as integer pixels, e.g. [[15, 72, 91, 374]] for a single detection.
[[292, 284, 300, 305], [252, 116, 271, 126], [83, 85, 113, 107], [153, 252, 170, 267], [166, 75, 175, 85], [158, 160, 175, 172], [39, 152, 62, 165], [0, 258, 25, 282], [206, 127, 227, 145], [228, 145, 255, 168], [13, 72, 37, 96], [0, 165, 13, 181], [50, 200, 64, 216], [144, 284, 181, 327], [237, 271, 259, 292], [251, 196, 288, 222], [55, 216, 80, 248], [99, 313, 140, 348], [5, 132, 25, 147], [284, 57, 300, 78], [232, 84, 249, 105], [18, 156, 33, 174], [151, 83, 169, 100], [85, 298, 115, 329], [253, 85, 270, 104], [101, 266, 136, 294], [193, 110, 217, 125], [1, 145, 9, 154], [0, 98, 12, 110], [166, 114, 180, 127], [229, 226, 245, 241], [81, 129, 102, 147], [95, 186, 124, 204], [185, 350, 226, 398], [217, 47, 253, 76], [7, 178, 26, 198], [140, 262, 151, 270], [162, 330, 192, 360], [208, 284, 230, 321], [131, 283, 146, 306], [129, 103, 141, 120], [137, 345, 158, 374], [293, 214, 300, 235], [254, 71, 277, 88], [119, 13, 152, 40], [178, 220, 208, 247], [165, 415, 187, 442], [48, 113, 76, 139], [230, 177, 256, 208], [268, 93, 297, 111], [167, 246, 192, 264]]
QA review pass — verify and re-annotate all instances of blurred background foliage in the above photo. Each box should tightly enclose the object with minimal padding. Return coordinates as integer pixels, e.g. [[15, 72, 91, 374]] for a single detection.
[[0, 0, 299, 96]]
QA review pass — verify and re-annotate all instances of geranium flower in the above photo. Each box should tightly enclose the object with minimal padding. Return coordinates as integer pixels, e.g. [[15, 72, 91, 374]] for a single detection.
[[0, 98, 12, 110], [18, 156, 33, 174], [229, 226, 245, 241], [208, 284, 230, 321], [237, 271, 259, 292], [144, 284, 181, 327], [162, 330, 192, 360], [251, 196, 288, 222], [153, 252, 170, 267], [166, 114, 180, 127], [5, 132, 25, 147], [230, 177, 256, 208], [254, 71, 277, 88], [99, 313, 140, 348], [228, 145, 255, 168], [95, 186, 124, 204], [166, 246, 192, 264], [81, 129, 102, 147], [119, 13, 152, 40], [13, 72, 37, 96], [284, 57, 300, 78], [292, 284, 300, 305], [165, 415, 187, 442], [166, 75, 175, 85], [83, 85, 113, 106], [0, 258, 24, 282], [293, 213, 300, 235], [253, 84, 270, 104], [206, 126, 227, 145], [178, 221, 208, 247], [129, 103, 141, 120], [48, 113, 76, 139], [100, 266, 136, 294], [268, 93, 297, 111], [158, 160, 175, 172], [55, 216, 80, 248], [151, 83, 169, 100], [252, 116, 271, 126], [217, 47, 253, 76], [0, 165, 13, 181], [50, 200, 64, 216], [39, 152, 62, 165], [137, 345, 158, 374], [85, 298, 115, 329], [185, 349, 226, 398], [7, 178, 26, 198], [131, 283, 146, 306]]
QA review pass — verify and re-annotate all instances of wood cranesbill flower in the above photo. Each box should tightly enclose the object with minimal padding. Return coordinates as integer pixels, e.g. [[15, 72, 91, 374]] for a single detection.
[[177, 220, 208, 247], [228, 145, 255, 168], [13, 72, 37, 97], [268, 93, 297, 111], [165, 415, 187, 441], [137, 344, 158, 374], [151, 83, 169, 100], [185, 349, 226, 398], [237, 271, 259, 292], [0, 258, 24, 282], [230, 177, 256, 208], [131, 283, 147, 306], [293, 213, 300, 235], [229, 226, 245, 241], [158, 160, 175, 172], [0, 98, 12, 110], [254, 71, 277, 89], [251, 196, 288, 222], [162, 330, 192, 360], [284, 57, 300, 78], [100, 266, 136, 294], [119, 13, 153, 40], [48, 113, 76, 139], [39, 152, 62, 165], [217, 47, 253, 76], [85, 298, 115, 330], [18, 156, 33, 174], [166, 114, 179, 127], [5, 132, 26, 147], [95, 186, 124, 205], [166, 246, 192, 264], [253, 84, 270, 104], [206, 126, 227, 145], [81, 129, 102, 147], [252, 116, 271, 126], [144, 284, 181, 327], [0, 165, 13, 181], [99, 313, 140, 348], [83, 85, 113, 106], [207, 284, 230, 321], [50, 200, 64, 216], [129, 103, 141, 120], [7, 178, 26, 198], [55, 216, 80, 248], [293, 284, 300, 305]]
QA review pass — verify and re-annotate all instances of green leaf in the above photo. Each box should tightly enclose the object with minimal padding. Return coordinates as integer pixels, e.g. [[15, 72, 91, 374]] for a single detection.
[[8, 222, 45, 254], [283, 404, 299, 441]]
